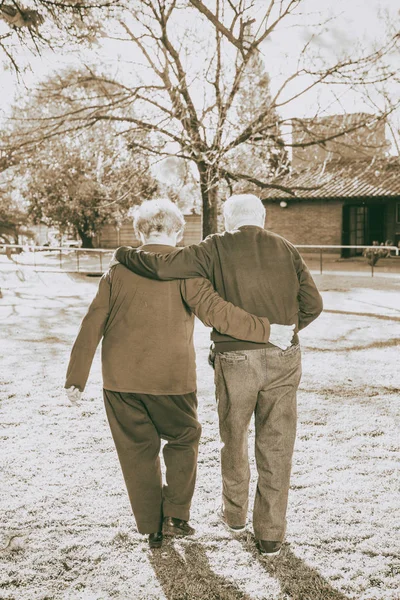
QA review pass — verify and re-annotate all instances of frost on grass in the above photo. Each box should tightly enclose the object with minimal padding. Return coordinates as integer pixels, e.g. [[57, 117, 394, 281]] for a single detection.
[[0, 269, 399, 599]]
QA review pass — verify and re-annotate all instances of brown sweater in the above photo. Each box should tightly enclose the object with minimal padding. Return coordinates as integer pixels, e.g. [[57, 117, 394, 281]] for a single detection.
[[115, 228, 323, 352], [65, 244, 271, 395]]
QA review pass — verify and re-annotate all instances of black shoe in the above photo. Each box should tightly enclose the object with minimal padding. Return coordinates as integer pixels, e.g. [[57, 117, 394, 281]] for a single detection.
[[162, 517, 195, 537], [257, 540, 282, 556], [148, 532, 163, 548]]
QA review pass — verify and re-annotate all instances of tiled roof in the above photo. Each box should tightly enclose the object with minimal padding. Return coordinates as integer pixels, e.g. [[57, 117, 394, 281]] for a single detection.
[[262, 157, 400, 200]]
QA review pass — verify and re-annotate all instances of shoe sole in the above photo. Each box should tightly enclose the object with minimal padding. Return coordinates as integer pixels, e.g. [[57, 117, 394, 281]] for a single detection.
[[149, 541, 163, 549], [257, 542, 282, 557], [218, 510, 246, 534], [259, 548, 281, 557], [223, 522, 246, 533]]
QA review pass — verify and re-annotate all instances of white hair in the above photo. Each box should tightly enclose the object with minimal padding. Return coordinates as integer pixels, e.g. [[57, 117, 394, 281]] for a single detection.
[[133, 198, 185, 237], [223, 194, 266, 230]]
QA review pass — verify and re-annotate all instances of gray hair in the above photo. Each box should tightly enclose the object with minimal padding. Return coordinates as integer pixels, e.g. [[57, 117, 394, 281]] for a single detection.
[[223, 194, 265, 228], [133, 199, 185, 237]]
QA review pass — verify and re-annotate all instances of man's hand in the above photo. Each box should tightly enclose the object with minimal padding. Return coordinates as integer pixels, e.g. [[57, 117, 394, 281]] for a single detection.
[[108, 250, 119, 269], [269, 324, 295, 350], [66, 386, 82, 406]]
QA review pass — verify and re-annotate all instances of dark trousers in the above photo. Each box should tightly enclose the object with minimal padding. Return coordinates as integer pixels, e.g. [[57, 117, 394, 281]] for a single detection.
[[103, 389, 201, 534], [214, 345, 301, 542]]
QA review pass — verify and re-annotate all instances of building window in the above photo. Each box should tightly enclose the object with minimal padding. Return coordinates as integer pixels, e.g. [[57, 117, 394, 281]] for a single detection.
[[397, 203, 400, 224]]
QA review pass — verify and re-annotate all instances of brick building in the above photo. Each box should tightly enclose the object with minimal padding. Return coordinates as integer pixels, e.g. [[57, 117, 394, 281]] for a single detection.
[[262, 113, 399, 256], [261, 157, 400, 256], [94, 157, 400, 255], [94, 114, 400, 254]]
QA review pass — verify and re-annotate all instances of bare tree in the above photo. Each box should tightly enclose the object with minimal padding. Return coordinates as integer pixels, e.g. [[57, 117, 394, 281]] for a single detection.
[[2, 0, 400, 237]]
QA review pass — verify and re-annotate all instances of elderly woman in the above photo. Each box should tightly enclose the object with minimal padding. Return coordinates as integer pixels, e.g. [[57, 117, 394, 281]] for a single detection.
[[65, 199, 280, 549]]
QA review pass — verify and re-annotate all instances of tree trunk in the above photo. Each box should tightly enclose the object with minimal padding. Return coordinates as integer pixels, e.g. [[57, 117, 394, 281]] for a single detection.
[[77, 230, 94, 249], [197, 162, 219, 239]]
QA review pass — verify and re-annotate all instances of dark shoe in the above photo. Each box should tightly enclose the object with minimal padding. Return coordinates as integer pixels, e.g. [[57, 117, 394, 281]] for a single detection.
[[162, 517, 195, 537], [257, 540, 282, 556], [148, 532, 163, 548], [219, 507, 246, 533]]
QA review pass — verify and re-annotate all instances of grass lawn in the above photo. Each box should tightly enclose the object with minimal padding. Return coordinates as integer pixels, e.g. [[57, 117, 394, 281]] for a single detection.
[[0, 269, 399, 600]]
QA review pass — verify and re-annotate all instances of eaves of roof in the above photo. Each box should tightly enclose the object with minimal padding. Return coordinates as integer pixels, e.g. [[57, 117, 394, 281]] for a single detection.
[[262, 157, 400, 200]]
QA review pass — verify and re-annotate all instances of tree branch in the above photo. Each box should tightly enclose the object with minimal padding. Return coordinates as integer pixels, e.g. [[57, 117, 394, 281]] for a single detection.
[[187, 0, 242, 50], [219, 166, 321, 196]]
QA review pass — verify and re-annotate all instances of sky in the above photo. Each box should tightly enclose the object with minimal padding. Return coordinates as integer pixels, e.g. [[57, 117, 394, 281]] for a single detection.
[[263, 0, 399, 114], [0, 0, 399, 148]]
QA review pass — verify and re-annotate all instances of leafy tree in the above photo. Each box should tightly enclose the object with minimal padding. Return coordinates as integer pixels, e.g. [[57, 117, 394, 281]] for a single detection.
[[20, 124, 158, 247], [0, 1, 117, 71], [0, 192, 26, 244]]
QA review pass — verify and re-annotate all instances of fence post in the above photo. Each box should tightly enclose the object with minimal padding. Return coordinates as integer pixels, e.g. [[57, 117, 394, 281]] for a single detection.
[[77, 250, 80, 272], [99, 251, 103, 272], [33, 246, 36, 269], [371, 260, 374, 278], [59, 248, 62, 270], [319, 249, 323, 275]]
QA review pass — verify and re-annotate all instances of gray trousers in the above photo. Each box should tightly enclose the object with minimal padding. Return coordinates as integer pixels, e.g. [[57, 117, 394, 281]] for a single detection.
[[214, 345, 301, 542], [104, 389, 201, 534]]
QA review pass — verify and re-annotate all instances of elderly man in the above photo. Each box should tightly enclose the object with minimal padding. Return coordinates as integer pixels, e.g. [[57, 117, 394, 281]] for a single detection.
[[113, 194, 323, 556], [65, 199, 294, 549]]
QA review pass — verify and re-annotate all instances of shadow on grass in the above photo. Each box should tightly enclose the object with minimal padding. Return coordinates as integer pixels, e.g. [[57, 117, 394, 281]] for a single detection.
[[148, 540, 251, 600], [240, 534, 352, 600], [148, 537, 352, 600]]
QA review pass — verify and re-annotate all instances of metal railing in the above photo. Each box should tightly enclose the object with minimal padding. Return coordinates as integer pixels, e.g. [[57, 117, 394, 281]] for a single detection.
[[0, 244, 114, 274], [0, 243, 399, 277], [295, 245, 399, 277]]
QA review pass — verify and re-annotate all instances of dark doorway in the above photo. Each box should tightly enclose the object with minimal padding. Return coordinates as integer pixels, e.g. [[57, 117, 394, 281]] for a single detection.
[[368, 205, 386, 243], [342, 204, 386, 256]]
